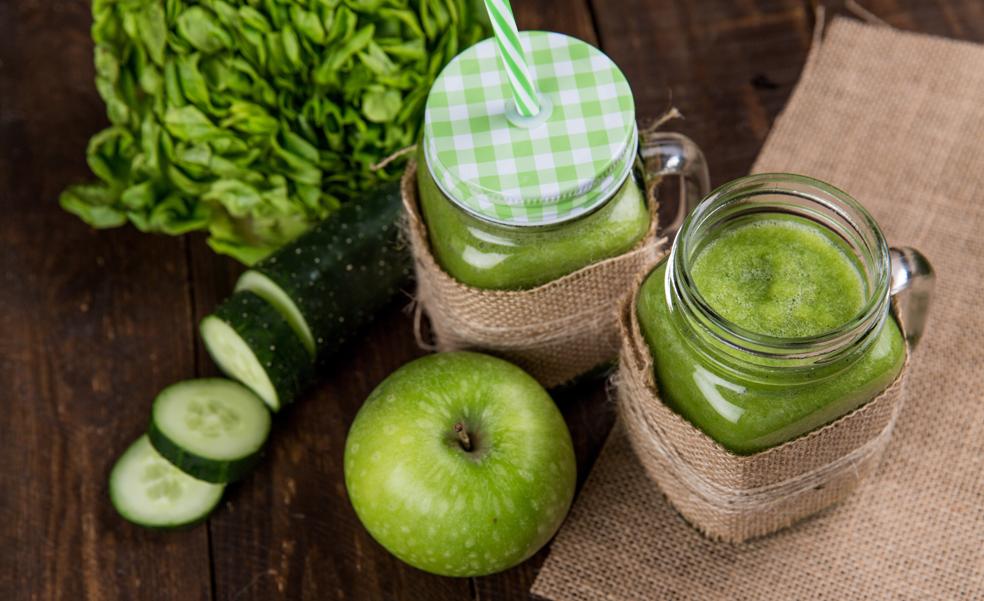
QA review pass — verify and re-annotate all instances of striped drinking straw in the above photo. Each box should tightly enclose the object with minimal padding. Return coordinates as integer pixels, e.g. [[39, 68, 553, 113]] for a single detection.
[[483, 0, 541, 117]]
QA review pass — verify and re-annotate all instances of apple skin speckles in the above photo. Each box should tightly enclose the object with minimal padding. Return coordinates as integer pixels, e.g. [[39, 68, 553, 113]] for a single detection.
[[343, 352, 577, 577]]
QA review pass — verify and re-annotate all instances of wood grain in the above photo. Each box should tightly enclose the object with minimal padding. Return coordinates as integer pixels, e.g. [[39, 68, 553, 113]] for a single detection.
[[0, 2, 211, 600], [590, 0, 814, 187], [469, 2, 616, 599], [820, 0, 984, 40], [2, 1, 983, 600]]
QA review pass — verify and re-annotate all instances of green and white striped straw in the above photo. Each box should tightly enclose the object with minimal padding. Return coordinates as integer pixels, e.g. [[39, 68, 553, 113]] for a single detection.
[[483, 0, 541, 117]]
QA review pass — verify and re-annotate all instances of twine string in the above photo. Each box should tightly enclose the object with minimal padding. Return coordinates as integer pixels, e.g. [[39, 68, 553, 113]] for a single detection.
[[371, 144, 417, 172], [616, 281, 909, 516], [617, 356, 901, 513], [845, 0, 892, 27]]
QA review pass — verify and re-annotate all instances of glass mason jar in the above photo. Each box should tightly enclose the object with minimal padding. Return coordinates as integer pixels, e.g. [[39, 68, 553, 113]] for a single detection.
[[637, 174, 934, 455], [415, 31, 708, 291], [417, 132, 709, 290]]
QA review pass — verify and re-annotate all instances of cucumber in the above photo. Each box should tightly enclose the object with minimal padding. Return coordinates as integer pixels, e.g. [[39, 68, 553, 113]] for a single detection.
[[235, 181, 411, 359], [147, 379, 272, 483], [109, 435, 224, 529], [201, 291, 314, 411]]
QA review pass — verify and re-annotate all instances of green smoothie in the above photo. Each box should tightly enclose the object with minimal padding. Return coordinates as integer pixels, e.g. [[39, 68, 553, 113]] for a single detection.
[[637, 215, 906, 454], [417, 153, 651, 290], [691, 218, 868, 338]]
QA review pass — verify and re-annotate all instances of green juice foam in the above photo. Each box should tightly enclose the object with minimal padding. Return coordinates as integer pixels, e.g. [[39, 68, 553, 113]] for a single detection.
[[637, 213, 906, 453], [690, 217, 866, 338]]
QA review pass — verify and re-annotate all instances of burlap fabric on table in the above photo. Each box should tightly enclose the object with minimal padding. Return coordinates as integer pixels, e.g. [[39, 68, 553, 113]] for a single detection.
[[617, 272, 909, 543], [533, 17, 984, 600], [402, 163, 665, 389]]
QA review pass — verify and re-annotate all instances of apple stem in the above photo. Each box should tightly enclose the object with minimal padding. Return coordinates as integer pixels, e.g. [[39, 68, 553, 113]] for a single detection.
[[454, 422, 473, 452]]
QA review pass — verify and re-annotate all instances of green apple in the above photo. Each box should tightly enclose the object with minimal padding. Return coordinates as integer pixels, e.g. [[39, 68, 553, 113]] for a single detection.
[[343, 352, 577, 577]]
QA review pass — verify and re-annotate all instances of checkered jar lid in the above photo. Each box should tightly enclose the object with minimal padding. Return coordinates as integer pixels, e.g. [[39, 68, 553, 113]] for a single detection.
[[422, 31, 637, 226]]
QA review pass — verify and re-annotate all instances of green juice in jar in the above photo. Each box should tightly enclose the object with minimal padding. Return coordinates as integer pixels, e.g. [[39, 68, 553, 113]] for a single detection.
[[414, 31, 657, 291], [637, 214, 906, 454], [417, 149, 650, 289]]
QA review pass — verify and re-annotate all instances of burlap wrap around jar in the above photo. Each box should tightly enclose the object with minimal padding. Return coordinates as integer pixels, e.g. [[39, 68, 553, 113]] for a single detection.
[[402, 162, 665, 388], [616, 265, 911, 543]]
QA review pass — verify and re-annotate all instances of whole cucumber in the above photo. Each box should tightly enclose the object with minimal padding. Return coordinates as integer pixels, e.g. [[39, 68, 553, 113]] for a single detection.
[[235, 181, 412, 359], [201, 291, 314, 411]]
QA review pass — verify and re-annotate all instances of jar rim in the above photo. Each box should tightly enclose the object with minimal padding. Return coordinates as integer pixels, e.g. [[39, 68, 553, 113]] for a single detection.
[[421, 129, 638, 230], [668, 173, 892, 365], [423, 127, 639, 230]]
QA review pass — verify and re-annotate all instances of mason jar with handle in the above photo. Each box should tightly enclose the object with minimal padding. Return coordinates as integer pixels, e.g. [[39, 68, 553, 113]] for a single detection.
[[416, 30, 708, 290], [636, 173, 934, 454]]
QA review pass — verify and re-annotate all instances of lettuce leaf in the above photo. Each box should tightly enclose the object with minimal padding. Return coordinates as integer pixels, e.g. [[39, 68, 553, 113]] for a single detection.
[[62, 0, 489, 264]]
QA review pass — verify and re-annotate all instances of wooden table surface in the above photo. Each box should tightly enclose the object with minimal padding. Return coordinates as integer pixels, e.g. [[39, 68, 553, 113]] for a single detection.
[[3, 1, 982, 600]]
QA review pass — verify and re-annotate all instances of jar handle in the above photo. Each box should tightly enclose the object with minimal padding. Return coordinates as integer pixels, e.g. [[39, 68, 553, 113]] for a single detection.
[[638, 131, 710, 239], [889, 246, 934, 349]]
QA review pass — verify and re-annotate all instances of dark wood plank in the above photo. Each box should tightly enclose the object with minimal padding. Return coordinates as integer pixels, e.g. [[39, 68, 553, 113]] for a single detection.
[[591, 0, 984, 191], [471, 383, 616, 601], [468, 2, 614, 600], [0, 2, 212, 600], [191, 2, 607, 599], [190, 230, 470, 600], [4, 1, 983, 600], [480, 6, 815, 601], [508, 0, 600, 41], [189, 263, 618, 601], [591, 0, 814, 186], [819, 0, 984, 40]]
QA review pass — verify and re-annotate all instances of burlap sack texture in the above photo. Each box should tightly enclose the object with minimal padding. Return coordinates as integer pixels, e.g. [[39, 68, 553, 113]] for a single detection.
[[532, 17, 984, 600], [402, 162, 665, 389], [617, 265, 909, 543]]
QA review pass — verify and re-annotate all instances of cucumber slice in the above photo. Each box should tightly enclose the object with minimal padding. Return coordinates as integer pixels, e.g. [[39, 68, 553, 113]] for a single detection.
[[236, 269, 314, 356], [236, 180, 410, 360], [110, 435, 224, 529], [148, 379, 272, 483], [201, 291, 313, 411]]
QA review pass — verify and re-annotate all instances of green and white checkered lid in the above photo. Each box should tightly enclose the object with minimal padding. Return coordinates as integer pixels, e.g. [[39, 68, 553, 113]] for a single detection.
[[422, 31, 637, 226]]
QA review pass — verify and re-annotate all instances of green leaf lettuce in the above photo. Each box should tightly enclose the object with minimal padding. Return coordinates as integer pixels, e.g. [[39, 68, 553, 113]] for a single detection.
[[63, 0, 489, 264]]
